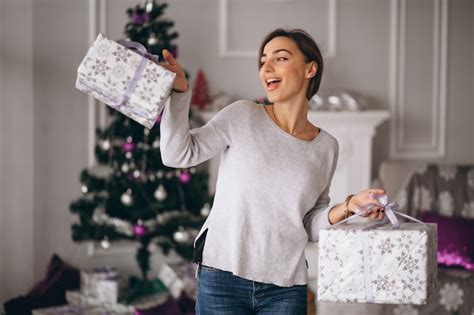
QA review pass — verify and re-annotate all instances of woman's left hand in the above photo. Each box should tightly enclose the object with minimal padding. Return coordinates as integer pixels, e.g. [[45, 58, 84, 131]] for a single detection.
[[348, 188, 386, 220]]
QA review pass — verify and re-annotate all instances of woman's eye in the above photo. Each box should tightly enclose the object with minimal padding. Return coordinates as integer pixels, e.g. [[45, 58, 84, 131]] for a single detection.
[[260, 57, 286, 66]]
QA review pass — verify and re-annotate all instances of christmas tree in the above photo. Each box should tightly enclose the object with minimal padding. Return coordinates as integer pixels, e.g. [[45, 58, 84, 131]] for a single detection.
[[70, 0, 212, 282]]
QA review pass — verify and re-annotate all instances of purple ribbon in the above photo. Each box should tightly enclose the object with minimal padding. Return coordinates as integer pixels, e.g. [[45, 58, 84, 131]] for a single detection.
[[334, 193, 425, 229], [332, 193, 426, 302], [113, 40, 159, 110]]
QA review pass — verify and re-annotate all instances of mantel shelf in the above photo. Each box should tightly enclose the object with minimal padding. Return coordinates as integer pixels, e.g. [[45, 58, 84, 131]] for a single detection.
[[196, 109, 390, 128]]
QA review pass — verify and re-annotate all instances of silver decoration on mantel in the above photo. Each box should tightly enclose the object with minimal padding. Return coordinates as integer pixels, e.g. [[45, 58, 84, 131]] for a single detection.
[[309, 89, 369, 111], [209, 92, 237, 112]]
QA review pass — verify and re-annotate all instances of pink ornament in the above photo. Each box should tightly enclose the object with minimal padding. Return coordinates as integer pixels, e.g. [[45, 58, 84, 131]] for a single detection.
[[131, 12, 149, 24], [122, 142, 135, 152], [133, 224, 148, 237], [179, 172, 191, 184]]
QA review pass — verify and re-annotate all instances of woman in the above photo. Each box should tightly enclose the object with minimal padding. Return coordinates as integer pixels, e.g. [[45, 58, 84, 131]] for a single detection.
[[159, 28, 385, 314]]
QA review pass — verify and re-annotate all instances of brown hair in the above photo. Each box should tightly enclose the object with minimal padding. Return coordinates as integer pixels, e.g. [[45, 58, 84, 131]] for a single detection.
[[258, 28, 324, 100]]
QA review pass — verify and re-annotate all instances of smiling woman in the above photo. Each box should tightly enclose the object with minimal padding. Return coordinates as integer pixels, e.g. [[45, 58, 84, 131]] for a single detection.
[[158, 27, 386, 315], [258, 28, 324, 102]]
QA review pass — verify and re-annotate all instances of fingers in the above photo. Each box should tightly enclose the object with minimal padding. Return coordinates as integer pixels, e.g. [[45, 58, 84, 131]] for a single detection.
[[162, 49, 177, 65], [368, 188, 386, 197], [368, 209, 385, 220], [378, 210, 385, 221]]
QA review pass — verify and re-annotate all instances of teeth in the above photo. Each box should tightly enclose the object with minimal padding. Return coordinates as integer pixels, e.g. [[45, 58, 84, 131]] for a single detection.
[[267, 78, 281, 85]]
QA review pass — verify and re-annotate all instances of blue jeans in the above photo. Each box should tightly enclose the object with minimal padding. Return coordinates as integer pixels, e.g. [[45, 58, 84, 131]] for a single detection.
[[195, 264, 307, 314]]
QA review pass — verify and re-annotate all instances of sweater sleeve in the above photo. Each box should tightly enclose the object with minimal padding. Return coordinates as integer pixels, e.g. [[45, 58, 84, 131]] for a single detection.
[[159, 86, 231, 168], [303, 140, 339, 242]]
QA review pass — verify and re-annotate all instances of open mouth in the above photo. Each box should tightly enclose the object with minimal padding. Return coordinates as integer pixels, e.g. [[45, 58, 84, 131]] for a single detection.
[[266, 78, 282, 91]]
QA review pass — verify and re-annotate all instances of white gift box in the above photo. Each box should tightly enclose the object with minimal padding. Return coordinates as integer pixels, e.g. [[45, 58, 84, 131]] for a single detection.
[[158, 262, 198, 299], [75, 33, 176, 129], [317, 222, 438, 304], [66, 290, 170, 313], [32, 304, 121, 315], [80, 267, 125, 302]]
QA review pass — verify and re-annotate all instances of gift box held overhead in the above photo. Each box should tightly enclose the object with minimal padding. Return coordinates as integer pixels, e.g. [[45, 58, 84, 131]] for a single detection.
[[317, 194, 438, 305], [75, 33, 176, 129]]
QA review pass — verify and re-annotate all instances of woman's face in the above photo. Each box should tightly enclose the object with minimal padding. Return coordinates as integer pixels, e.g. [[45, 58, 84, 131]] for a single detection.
[[259, 36, 315, 104]]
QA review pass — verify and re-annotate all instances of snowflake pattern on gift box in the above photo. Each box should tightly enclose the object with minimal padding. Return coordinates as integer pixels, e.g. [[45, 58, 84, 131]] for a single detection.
[[438, 190, 454, 216], [377, 237, 396, 255], [91, 59, 111, 77], [143, 67, 161, 84], [439, 282, 464, 311], [95, 39, 113, 57], [111, 64, 128, 81], [136, 85, 157, 104], [112, 47, 132, 63], [373, 274, 398, 293], [318, 224, 435, 304], [400, 274, 422, 295], [401, 256, 420, 274]]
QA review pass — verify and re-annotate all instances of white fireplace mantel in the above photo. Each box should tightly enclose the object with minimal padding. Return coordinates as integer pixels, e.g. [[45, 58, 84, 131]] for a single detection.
[[196, 109, 390, 204]]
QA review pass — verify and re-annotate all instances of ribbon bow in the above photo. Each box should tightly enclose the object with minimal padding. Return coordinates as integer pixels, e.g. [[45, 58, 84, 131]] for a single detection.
[[111, 39, 160, 110], [117, 40, 160, 64], [335, 193, 424, 229]]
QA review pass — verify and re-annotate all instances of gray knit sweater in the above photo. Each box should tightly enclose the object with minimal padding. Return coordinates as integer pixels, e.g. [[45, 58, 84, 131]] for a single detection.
[[160, 87, 339, 287]]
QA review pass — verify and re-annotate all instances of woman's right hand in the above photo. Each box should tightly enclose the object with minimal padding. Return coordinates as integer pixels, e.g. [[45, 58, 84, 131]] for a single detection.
[[159, 49, 189, 93]]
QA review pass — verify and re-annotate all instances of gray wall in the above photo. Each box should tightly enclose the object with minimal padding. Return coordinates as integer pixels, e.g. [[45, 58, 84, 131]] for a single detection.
[[0, 0, 473, 302], [0, 0, 34, 301]]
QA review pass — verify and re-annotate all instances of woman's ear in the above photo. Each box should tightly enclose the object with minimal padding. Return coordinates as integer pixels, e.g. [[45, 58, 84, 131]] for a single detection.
[[306, 62, 317, 79]]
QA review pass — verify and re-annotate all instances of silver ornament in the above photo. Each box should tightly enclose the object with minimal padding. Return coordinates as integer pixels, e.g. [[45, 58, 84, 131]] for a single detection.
[[175, 170, 181, 176], [100, 236, 111, 250], [200, 203, 211, 217], [126, 136, 133, 143], [152, 139, 160, 148], [125, 152, 133, 159], [133, 170, 141, 178], [81, 184, 88, 194], [190, 167, 196, 174], [147, 33, 158, 46], [121, 189, 133, 206], [311, 89, 366, 111], [154, 184, 167, 201], [121, 163, 129, 173], [157, 171, 164, 179], [101, 139, 111, 150], [173, 226, 189, 244], [145, 1, 153, 12]]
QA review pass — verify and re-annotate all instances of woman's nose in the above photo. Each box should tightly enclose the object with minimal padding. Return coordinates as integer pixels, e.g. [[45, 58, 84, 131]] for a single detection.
[[261, 61, 274, 72]]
